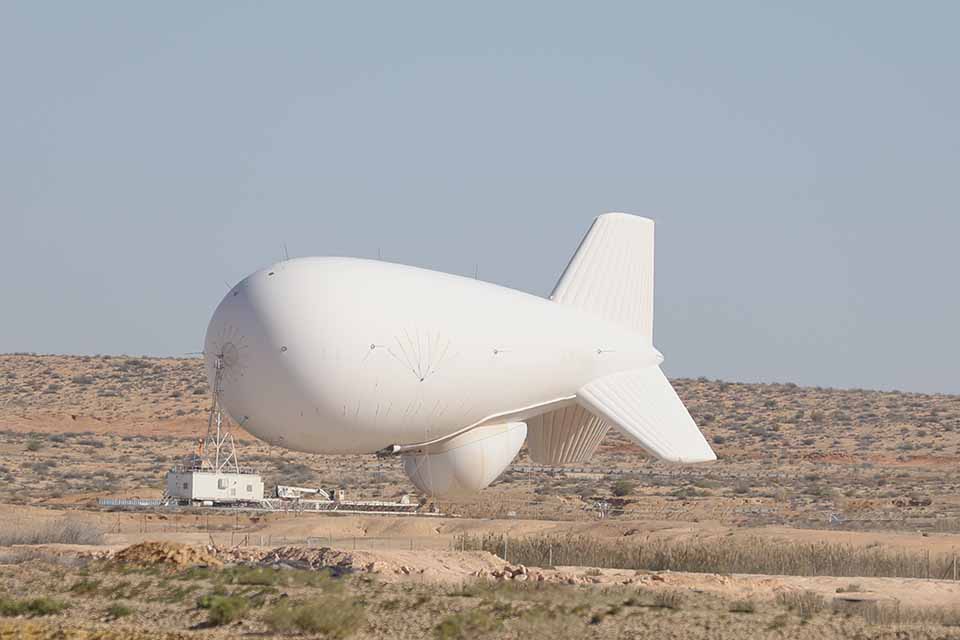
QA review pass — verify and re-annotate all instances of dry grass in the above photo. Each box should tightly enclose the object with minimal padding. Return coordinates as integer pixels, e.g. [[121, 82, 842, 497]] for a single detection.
[[842, 601, 960, 627], [776, 590, 826, 619], [458, 533, 959, 579], [0, 517, 104, 546], [650, 589, 684, 609]]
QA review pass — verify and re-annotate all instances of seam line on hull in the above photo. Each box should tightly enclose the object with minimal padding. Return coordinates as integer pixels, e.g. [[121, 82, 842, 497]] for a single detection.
[[387, 394, 576, 454]]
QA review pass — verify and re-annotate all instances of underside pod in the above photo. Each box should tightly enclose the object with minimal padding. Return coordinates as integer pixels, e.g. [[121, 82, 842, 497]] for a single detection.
[[526, 405, 609, 464], [401, 422, 526, 497]]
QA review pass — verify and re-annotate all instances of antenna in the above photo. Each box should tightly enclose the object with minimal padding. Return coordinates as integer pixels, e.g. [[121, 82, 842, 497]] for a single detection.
[[474, 263, 479, 280], [282, 242, 290, 261]]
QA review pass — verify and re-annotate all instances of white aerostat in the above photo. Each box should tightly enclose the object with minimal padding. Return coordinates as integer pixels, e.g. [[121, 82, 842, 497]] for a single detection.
[[204, 213, 715, 497]]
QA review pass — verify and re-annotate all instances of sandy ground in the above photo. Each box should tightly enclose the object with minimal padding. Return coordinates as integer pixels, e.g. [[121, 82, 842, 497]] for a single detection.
[[5, 355, 960, 636], [5, 502, 960, 554], [5, 503, 960, 613], [551, 568, 960, 609], [11, 537, 960, 610]]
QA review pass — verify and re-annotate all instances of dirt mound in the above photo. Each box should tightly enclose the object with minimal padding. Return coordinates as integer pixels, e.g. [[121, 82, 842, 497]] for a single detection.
[[218, 545, 359, 574], [111, 542, 222, 568], [258, 545, 355, 570], [214, 544, 507, 582]]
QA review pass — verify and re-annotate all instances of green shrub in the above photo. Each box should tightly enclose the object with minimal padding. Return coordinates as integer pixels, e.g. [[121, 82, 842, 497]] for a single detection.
[[0, 596, 69, 617], [216, 565, 337, 589], [69, 578, 101, 596], [610, 480, 635, 497], [24, 597, 70, 616], [434, 608, 501, 640], [729, 599, 756, 613], [106, 602, 133, 619], [226, 566, 278, 586], [200, 595, 248, 626], [263, 598, 365, 638]]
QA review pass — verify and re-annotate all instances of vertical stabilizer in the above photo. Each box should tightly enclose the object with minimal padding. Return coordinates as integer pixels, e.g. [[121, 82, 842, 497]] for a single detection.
[[551, 213, 655, 341]]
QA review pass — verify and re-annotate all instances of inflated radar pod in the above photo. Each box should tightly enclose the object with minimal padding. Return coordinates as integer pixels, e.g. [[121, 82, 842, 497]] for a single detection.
[[401, 423, 527, 497]]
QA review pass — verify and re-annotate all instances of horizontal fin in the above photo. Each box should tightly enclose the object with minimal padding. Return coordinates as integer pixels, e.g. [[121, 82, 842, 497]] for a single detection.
[[576, 367, 715, 463]]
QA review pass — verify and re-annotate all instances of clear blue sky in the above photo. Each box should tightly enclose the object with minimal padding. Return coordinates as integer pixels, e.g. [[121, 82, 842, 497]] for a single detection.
[[2, 3, 958, 393]]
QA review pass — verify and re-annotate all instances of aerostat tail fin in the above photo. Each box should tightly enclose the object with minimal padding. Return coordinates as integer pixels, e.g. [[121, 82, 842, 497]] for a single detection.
[[577, 367, 715, 463], [551, 213, 655, 341]]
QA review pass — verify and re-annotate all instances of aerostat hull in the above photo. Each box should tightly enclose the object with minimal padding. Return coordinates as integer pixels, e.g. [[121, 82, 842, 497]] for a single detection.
[[204, 213, 716, 497], [205, 256, 654, 454]]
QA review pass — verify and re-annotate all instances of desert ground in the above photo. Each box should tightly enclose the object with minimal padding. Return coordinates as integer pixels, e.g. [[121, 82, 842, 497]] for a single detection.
[[2, 353, 960, 638]]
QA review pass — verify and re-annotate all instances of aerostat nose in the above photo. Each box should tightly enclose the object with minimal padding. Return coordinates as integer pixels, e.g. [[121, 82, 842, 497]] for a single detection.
[[203, 281, 254, 406]]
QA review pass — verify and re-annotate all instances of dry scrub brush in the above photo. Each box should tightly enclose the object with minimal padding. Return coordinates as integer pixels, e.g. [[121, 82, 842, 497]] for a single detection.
[[0, 518, 104, 546], [456, 533, 957, 579]]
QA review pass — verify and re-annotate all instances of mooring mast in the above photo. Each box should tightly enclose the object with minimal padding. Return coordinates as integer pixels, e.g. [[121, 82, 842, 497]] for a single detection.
[[164, 350, 264, 505], [198, 353, 240, 474]]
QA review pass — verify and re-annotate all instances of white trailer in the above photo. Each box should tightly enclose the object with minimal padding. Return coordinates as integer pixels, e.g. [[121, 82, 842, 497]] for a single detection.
[[165, 467, 264, 504]]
